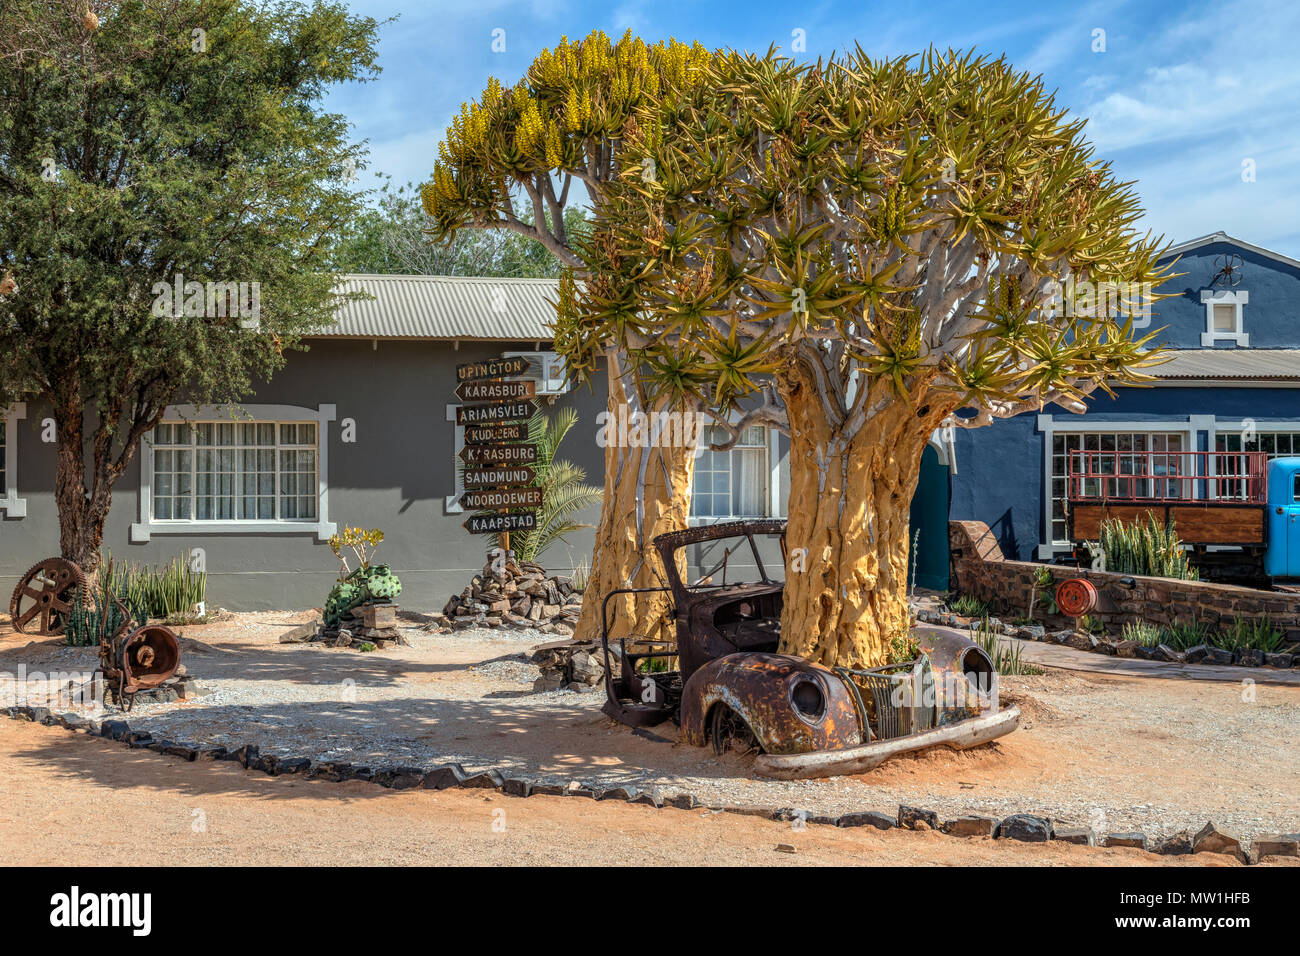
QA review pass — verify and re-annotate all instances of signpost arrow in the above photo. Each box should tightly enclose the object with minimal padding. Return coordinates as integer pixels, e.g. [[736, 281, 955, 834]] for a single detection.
[[459, 487, 543, 511], [458, 443, 539, 465], [455, 400, 533, 427], [455, 379, 535, 403], [463, 465, 536, 490], [456, 356, 530, 383], [464, 511, 537, 534], [464, 422, 527, 445]]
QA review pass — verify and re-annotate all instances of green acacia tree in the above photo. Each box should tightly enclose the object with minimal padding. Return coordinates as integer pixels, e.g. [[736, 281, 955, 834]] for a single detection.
[[0, 0, 380, 569], [557, 49, 1172, 669], [423, 30, 716, 644]]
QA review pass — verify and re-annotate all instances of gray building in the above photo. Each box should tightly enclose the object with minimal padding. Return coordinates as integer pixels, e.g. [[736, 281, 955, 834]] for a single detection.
[[1, 274, 799, 611]]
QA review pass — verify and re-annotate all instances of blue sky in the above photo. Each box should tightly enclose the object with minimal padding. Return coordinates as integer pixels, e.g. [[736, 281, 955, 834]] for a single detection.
[[327, 0, 1300, 257]]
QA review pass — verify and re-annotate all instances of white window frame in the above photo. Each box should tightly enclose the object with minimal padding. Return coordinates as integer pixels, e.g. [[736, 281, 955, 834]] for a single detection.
[[688, 422, 783, 525], [1035, 414, 1201, 558], [131, 403, 336, 542], [1200, 289, 1249, 346], [0, 403, 27, 517]]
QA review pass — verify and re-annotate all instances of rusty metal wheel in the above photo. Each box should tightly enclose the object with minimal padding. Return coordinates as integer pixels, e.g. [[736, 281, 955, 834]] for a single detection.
[[710, 703, 760, 757], [9, 558, 85, 636]]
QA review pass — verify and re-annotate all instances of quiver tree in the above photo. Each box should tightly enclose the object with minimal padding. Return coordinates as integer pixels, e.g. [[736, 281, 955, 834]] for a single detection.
[[423, 30, 717, 643], [557, 49, 1172, 669], [0, 0, 379, 570]]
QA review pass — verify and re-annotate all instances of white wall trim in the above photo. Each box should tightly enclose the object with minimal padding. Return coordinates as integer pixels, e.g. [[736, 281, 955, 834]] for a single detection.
[[131, 403, 337, 542], [445, 403, 464, 514], [1199, 289, 1249, 347], [1, 403, 27, 517]]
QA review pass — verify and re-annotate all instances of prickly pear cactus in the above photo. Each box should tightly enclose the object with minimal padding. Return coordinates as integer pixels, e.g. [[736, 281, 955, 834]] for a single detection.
[[365, 565, 402, 600], [325, 577, 365, 627]]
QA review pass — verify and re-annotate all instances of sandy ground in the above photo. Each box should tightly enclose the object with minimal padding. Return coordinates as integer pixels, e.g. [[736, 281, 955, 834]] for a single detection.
[[0, 719, 1265, 867], [2, 610, 1298, 846]]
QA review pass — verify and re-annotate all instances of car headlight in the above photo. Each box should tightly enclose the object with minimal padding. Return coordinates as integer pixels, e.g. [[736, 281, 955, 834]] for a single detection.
[[790, 677, 826, 722]]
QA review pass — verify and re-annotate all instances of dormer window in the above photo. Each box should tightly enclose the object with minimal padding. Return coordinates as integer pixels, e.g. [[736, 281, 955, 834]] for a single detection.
[[1200, 289, 1249, 346]]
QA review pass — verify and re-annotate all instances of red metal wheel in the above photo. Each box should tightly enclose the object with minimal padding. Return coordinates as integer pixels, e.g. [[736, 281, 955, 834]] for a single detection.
[[1055, 577, 1098, 618]]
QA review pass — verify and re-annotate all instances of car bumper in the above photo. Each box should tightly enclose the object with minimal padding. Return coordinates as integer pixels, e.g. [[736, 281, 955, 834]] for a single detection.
[[752, 706, 1021, 780]]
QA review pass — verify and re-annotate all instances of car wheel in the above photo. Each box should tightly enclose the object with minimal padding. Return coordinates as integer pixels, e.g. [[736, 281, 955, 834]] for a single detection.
[[710, 703, 760, 756]]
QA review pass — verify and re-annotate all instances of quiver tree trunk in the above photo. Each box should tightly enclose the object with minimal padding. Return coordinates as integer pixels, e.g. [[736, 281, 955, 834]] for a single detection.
[[573, 355, 697, 645], [774, 360, 946, 670]]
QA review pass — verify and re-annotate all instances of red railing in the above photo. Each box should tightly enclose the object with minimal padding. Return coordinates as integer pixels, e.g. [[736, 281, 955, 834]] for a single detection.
[[1065, 451, 1268, 503]]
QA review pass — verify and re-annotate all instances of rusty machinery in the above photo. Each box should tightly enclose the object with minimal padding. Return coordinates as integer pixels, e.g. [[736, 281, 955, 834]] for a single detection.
[[599, 520, 1020, 778], [9, 557, 85, 636], [97, 595, 182, 711]]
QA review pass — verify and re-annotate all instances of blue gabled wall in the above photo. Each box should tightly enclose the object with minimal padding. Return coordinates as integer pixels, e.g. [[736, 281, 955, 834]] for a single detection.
[[950, 236, 1300, 563], [1146, 240, 1300, 349]]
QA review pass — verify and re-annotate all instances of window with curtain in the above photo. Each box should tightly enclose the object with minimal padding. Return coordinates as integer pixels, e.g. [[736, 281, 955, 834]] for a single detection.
[[690, 425, 769, 519], [151, 421, 318, 522]]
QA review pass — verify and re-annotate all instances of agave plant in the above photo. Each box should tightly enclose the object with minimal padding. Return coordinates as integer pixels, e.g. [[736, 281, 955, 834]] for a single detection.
[[481, 408, 603, 564], [1100, 514, 1198, 580]]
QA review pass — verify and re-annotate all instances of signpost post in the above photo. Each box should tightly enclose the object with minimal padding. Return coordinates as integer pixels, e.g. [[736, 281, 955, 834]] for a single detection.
[[455, 358, 540, 553]]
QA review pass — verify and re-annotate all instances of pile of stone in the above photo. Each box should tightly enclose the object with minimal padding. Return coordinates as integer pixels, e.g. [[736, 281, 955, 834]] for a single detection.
[[279, 605, 409, 650], [530, 639, 608, 692], [432, 556, 583, 635]]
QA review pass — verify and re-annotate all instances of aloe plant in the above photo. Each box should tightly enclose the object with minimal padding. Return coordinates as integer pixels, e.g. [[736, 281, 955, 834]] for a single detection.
[[1099, 515, 1198, 580]]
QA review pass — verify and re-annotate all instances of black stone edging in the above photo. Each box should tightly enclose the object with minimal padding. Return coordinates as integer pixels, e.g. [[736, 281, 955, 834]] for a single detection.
[[5, 705, 1295, 864]]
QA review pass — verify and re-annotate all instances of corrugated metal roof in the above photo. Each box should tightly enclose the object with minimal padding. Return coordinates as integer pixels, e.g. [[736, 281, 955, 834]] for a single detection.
[[320, 274, 560, 341], [1152, 349, 1300, 380]]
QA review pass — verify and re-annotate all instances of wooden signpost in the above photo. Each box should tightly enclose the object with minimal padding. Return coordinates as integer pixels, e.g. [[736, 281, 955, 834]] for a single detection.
[[455, 358, 540, 546], [463, 466, 536, 490], [455, 400, 533, 427], [459, 487, 543, 510], [455, 379, 535, 403], [458, 443, 538, 465], [464, 422, 526, 444]]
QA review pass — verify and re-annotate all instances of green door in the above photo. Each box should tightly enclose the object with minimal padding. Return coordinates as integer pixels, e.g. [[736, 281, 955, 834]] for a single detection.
[[907, 444, 950, 592]]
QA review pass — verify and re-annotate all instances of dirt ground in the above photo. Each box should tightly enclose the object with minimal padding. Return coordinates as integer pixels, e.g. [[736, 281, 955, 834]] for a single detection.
[[0, 719, 1264, 867], [1, 609, 1298, 860]]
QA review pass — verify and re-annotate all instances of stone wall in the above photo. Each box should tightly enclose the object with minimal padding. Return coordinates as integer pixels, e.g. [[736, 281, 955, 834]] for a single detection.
[[948, 520, 1300, 633]]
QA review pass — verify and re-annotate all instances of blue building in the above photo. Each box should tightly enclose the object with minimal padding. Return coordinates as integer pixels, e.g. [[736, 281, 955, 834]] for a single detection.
[[949, 232, 1300, 564]]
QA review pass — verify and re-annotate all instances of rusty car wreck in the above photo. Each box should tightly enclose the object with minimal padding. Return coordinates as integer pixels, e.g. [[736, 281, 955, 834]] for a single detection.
[[600, 520, 1020, 779]]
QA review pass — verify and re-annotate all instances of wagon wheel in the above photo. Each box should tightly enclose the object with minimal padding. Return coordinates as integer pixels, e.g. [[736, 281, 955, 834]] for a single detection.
[[9, 558, 85, 636], [710, 704, 760, 757]]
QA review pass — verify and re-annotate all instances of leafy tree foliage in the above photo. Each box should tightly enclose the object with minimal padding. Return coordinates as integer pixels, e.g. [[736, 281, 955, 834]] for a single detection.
[[423, 30, 715, 641], [328, 177, 587, 277], [558, 49, 1172, 666], [0, 0, 380, 568]]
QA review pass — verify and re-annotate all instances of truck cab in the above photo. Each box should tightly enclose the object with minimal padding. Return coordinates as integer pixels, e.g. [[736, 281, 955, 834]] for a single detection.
[[1264, 457, 1300, 579]]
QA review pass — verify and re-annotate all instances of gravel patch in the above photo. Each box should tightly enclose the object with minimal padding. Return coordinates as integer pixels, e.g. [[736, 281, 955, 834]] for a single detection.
[[2, 611, 1296, 840]]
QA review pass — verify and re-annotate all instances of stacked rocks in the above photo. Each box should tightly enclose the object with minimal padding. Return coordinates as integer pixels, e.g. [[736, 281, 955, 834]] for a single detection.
[[435, 556, 583, 635]]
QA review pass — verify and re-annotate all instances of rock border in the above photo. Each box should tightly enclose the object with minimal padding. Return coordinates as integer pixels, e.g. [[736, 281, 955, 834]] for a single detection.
[[4, 704, 1296, 864], [914, 606, 1300, 671]]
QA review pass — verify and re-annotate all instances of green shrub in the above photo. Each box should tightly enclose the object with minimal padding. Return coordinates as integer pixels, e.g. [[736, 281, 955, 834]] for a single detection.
[[950, 593, 990, 618], [66, 575, 147, 648], [1120, 621, 1162, 647], [101, 552, 206, 622], [1161, 620, 1212, 651], [1215, 616, 1284, 653], [975, 617, 1043, 676], [1099, 514, 1198, 580]]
